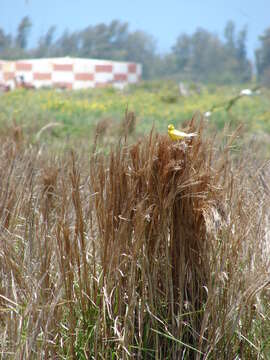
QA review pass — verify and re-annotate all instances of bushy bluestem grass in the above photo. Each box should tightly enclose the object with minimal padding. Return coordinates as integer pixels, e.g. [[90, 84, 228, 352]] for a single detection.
[[0, 118, 269, 359]]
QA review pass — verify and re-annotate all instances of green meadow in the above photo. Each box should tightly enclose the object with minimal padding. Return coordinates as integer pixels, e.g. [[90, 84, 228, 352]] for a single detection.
[[1, 82, 269, 144]]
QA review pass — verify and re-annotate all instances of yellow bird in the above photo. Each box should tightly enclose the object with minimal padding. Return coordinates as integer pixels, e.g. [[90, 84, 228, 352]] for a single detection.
[[168, 124, 197, 141]]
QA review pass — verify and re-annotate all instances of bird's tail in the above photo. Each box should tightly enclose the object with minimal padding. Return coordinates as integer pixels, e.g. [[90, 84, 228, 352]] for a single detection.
[[186, 132, 197, 138]]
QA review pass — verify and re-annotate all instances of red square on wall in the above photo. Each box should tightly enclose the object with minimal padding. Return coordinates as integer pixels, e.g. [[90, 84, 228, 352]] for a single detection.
[[16, 63, 32, 71], [53, 64, 73, 71], [33, 73, 52, 80], [114, 73, 127, 81], [128, 63, 136, 73], [95, 64, 113, 73], [75, 73, 94, 81], [4, 72, 14, 80]]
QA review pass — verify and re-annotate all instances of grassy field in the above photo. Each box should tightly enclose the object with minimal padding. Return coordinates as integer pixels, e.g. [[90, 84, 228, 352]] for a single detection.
[[0, 83, 270, 359], [0, 82, 270, 145]]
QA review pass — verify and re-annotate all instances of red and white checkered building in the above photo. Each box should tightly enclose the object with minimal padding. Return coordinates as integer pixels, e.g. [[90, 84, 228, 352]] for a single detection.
[[0, 57, 142, 90]]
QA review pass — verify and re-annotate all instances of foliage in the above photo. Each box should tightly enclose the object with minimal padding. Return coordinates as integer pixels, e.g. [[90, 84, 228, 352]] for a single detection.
[[34, 26, 56, 58], [79, 20, 129, 59], [0, 28, 11, 53], [15, 16, 32, 50], [256, 28, 270, 87], [171, 24, 252, 84], [0, 17, 257, 83]]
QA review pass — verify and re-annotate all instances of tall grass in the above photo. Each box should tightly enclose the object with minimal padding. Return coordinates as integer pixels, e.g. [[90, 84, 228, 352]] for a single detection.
[[0, 119, 269, 359]]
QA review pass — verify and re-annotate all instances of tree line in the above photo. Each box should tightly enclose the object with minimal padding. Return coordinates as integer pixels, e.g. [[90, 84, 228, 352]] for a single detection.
[[0, 16, 269, 85]]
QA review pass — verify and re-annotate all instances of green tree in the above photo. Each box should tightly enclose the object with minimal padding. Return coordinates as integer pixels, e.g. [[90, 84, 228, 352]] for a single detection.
[[80, 20, 129, 59], [172, 34, 191, 73], [235, 26, 252, 82], [0, 28, 11, 52], [171, 22, 251, 84], [256, 28, 270, 85], [223, 21, 251, 82], [35, 26, 56, 57], [190, 29, 224, 82], [172, 29, 228, 83], [224, 20, 236, 56], [124, 31, 157, 79], [236, 27, 247, 63], [79, 21, 157, 78], [53, 30, 80, 57], [15, 16, 32, 49]]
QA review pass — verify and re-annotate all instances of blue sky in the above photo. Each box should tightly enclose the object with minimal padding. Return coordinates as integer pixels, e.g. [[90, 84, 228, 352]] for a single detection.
[[1, 0, 269, 60]]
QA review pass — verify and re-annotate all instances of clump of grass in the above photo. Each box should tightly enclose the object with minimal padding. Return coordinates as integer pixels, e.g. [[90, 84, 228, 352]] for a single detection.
[[0, 118, 270, 359], [120, 109, 137, 137], [95, 117, 112, 139], [89, 118, 227, 358]]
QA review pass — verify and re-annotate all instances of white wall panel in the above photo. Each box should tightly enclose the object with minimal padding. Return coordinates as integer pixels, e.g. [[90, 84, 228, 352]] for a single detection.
[[74, 60, 94, 73], [52, 71, 74, 83], [34, 80, 52, 89], [113, 62, 128, 73], [73, 81, 95, 90], [136, 64, 143, 76], [94, 72, 113, 83], [127, 74, 138, 83], [3, 62, 15, 72], [32, 60, 52, 73], [0, 57, 142, 90], [16, 71, 33, 83], [51, 57, 74, 64]]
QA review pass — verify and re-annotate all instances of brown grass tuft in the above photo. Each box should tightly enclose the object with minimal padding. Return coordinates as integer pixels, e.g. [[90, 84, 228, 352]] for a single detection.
[[0, 118, 270, 359]]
